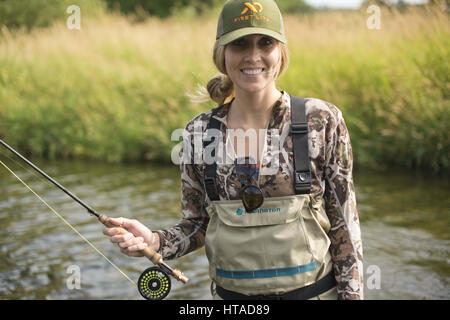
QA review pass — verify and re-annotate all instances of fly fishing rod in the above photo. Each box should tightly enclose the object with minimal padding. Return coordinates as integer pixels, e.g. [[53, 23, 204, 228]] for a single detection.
[[0, 138, 188, 300]]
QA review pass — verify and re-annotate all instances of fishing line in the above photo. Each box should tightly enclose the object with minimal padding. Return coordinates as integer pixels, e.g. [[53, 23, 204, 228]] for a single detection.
[[0, 139, 189, 299], [0, 158, 136, 287], [0, 149, 62, 191]]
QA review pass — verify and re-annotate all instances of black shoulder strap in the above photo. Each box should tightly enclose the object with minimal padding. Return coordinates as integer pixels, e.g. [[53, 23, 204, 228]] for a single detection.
[[290, 95, 311, 194], [203, 96, 311, 200], [203, 107, 222, 201]]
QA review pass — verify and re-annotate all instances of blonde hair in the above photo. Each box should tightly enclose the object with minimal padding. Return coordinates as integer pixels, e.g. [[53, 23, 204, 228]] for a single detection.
[[189, 39, 289, 105]]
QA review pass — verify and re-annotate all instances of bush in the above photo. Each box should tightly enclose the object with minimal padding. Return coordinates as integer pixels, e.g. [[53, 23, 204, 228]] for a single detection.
[[103, 0, 223, 18]]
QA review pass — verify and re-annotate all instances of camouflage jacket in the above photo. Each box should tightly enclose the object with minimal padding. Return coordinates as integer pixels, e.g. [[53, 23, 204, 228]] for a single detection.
[[155, 91, 364, 300]]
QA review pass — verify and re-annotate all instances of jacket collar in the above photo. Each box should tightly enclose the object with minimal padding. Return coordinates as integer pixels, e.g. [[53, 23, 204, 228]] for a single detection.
[[211, 91, 291, 130]]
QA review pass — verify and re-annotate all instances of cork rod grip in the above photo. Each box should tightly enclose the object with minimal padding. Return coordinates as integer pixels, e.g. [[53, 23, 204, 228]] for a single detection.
[[98, 214, 189, 284]]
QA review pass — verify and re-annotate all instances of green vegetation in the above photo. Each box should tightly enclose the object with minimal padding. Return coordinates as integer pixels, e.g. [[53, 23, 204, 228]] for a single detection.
[[0, 0, 105, 30], [103, 0, 223, 18], [0, 0, 314, 30], [283, 7, 449, 172], [0, 5, 448, 172]]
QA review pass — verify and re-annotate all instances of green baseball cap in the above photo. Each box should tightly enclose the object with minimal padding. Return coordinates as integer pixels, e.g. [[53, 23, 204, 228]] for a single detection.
[[216, 0, 286, 46]]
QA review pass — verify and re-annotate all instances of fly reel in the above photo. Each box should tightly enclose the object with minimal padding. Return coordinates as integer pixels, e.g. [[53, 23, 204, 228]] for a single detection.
[[138, 266, 171, 300]]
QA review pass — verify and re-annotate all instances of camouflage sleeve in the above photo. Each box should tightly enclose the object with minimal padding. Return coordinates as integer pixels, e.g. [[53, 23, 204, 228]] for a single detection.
[[323, 108, 364, 300], [154, 119, 209, 260]]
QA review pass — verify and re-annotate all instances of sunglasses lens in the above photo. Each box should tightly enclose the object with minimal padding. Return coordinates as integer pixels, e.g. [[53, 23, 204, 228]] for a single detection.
[[242, 185, 264, 211]]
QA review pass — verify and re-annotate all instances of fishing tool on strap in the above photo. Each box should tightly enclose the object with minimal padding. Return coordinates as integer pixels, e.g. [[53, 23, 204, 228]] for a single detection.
[[0, 139, 188, 300]]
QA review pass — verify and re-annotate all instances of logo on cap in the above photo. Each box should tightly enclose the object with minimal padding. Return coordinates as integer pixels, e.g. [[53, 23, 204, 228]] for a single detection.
[[234, 1, 270, 23], [241, 1, 263, 14]]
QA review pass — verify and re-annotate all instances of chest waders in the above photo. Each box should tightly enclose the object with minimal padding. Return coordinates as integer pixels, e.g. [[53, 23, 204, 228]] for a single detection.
[[203, 96, 336, 299]]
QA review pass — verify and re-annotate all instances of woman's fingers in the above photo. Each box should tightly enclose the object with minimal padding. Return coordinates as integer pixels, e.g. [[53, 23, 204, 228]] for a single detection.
[[127, 241, 148, 251], [109, 231, 133, 244], [117, 236, 144, 249], [103, 217, 153, 243], [120, 241, 148, 257], [110, 231, 147, 253], [102, 226, 116, 236], [102, 217, 129, 237], [110, 232, 142, 247], [107, 217, 127, 227], [102, 216, 157, 257]]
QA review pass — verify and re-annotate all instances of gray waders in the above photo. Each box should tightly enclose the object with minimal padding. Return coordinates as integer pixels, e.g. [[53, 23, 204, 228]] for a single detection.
[[203, 96, 337, 299]]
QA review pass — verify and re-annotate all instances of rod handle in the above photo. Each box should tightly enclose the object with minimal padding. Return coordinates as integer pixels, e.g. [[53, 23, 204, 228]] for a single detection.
[[170, 268, 189, 284], [98, 214, 163, 264], [98, 214, 189, 284]]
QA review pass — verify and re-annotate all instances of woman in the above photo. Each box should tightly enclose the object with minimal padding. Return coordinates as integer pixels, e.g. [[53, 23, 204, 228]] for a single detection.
[[103, 0, 363, 300]]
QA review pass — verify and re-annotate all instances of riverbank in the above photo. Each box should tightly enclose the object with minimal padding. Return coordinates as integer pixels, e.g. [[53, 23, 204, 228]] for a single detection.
[[0, 6, 448, 171]]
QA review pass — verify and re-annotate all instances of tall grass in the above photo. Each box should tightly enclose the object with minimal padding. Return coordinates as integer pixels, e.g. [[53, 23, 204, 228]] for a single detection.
[[0, 0, 106, 30], [0, 13, 216, 162], [0, 6, 448, 171], [282, 7, 449, 172]]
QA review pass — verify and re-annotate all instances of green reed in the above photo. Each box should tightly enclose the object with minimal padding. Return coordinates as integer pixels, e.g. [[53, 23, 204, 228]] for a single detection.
[[0, 6, 448, 171]]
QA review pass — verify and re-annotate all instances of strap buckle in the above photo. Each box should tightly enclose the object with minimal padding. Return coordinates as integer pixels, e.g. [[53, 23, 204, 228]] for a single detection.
[[294, 171, 311, 194], [204, 177, 219, 201], [290, 122, 308, 135]]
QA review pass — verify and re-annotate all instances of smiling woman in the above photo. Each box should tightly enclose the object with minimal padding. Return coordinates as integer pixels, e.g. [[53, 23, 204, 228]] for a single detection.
[[102, 0, 364, 301], [208, 34, 289, 106]]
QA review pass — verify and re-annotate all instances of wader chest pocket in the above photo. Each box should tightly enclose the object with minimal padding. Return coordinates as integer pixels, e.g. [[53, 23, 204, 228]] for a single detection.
[[210, 195, 308, 228], [205, 194, 333, 295]]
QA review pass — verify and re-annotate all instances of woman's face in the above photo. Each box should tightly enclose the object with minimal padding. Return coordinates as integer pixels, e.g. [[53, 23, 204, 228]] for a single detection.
[[224, 34, 281, 95]]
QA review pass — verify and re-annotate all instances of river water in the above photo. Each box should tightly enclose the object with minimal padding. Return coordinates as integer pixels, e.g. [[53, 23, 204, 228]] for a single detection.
[[0, 155, 448, 300]]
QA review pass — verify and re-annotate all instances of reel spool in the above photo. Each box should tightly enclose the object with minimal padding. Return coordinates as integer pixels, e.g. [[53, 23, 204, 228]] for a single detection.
[[138, 267, 171, 300]]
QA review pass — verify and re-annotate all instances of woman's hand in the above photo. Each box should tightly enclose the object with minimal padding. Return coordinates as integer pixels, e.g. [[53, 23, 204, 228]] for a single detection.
[[102, 217, 160, 257]]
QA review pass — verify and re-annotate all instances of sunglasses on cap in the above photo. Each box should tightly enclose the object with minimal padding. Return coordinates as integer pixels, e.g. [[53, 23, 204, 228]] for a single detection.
[[234, 156, 264, 212]]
